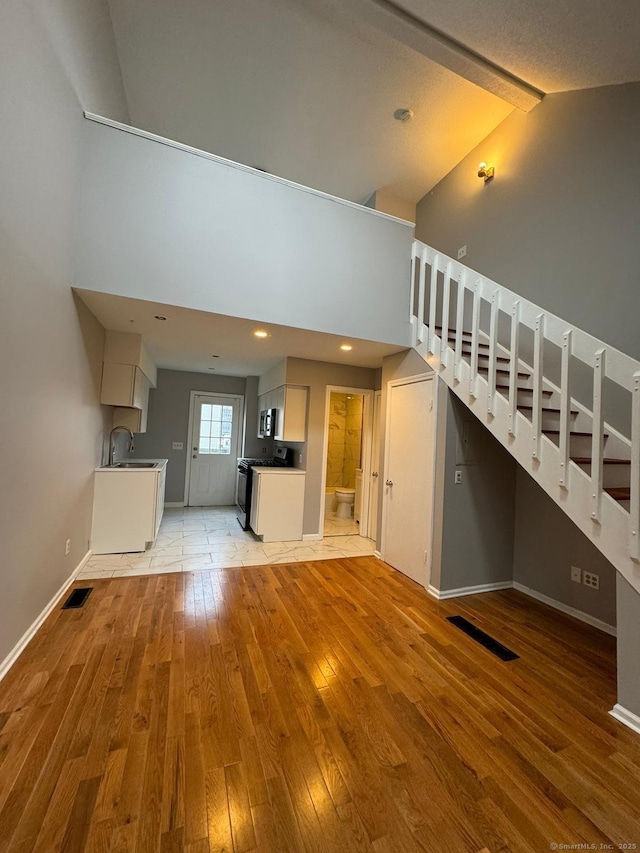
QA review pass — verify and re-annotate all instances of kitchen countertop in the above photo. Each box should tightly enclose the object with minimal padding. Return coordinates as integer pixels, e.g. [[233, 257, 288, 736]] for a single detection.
[[251, 467, 306, 474], [96, 458, 168, 472]]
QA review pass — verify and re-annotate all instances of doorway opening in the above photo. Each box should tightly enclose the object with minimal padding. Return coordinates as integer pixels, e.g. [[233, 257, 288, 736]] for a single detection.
[[185, 392, 243, 506], [321, 388, 373, 538]]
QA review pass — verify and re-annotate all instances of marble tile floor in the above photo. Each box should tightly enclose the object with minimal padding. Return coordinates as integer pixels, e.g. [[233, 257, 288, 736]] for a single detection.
[[323, 511, 359, 536], [78, 505, 375, 580]]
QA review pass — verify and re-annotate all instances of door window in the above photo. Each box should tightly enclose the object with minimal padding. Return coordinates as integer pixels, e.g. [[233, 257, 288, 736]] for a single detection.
[[198, 403, 233, 454]]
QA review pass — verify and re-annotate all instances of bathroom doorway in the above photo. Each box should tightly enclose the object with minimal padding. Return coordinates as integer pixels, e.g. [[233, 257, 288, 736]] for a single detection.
[[320, 387, 374, 538]]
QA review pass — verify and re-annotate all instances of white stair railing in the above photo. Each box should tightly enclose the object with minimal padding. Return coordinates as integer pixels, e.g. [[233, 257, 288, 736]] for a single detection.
[[411, 239, 640, 593]]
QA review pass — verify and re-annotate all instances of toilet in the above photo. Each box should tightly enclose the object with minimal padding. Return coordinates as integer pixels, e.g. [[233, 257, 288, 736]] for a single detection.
[[334, 487, 356, 519]]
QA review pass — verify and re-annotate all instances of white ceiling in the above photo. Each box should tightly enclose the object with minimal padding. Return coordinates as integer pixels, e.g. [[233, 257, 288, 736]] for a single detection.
[[395, 0, 640, 94], [76, 290, 406, 376], [106, 0, 513, 204], [105, 0, 639, 205]]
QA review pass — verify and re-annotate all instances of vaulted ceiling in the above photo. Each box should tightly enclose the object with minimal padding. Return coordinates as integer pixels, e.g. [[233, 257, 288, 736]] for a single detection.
[[106, 0, 640, 206]]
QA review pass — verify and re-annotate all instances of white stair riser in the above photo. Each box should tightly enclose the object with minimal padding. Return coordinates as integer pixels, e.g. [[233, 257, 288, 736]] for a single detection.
[[576, 462, 631, 489], [546, 433, 608, 458]]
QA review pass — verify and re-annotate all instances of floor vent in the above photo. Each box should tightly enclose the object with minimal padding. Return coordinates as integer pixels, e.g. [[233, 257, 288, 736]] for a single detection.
[[446, 615, 519, 661], [62, 587, 92, 610]]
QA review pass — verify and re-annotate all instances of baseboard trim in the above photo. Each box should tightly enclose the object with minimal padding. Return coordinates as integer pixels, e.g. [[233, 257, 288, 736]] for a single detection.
[[513, 582, 616, 636], [428, 581, 513, 600], [373, 550, 382, 559], [0, 550, 91, 683], [302, 533, 323, 541], [164, 501, 185, 508], [609, 704, 640, 735]]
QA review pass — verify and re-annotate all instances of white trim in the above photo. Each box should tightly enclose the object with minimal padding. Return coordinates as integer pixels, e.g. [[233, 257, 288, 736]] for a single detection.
[[319, 386, 375, 542], [513, 582, 617, 636], [184, 391, 244, 506], [83, 113, 415, 227], [374, 550, 383, 559], [164, 501, 185, 508], [427, 580, 513, 600], [302, 533, 323, 541], [0, 550, 91, 683], [609, 704, 640, 735]]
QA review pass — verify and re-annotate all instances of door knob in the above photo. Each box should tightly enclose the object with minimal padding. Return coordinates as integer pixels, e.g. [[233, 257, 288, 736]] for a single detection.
[[386, 479, 393, 486], [193, 454, 198, 459]]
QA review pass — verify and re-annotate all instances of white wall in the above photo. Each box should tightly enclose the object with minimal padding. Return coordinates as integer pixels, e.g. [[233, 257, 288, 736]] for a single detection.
[[0, 0, 128, 668], [74, 118, 415, 347]]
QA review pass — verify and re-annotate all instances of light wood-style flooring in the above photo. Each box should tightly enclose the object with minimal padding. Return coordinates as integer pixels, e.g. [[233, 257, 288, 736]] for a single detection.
[[1, 556, 639, 852]]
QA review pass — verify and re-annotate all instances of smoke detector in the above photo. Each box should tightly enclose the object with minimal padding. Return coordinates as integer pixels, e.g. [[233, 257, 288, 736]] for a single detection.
[[394, 108, 414, 123]]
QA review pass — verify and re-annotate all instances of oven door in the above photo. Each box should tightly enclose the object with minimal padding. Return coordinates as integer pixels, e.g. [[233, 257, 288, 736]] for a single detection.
[[236, 467, 250, 529]]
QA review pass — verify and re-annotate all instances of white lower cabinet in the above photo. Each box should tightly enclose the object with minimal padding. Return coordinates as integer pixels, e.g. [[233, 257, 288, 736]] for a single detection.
[[250, 468, 306, 542], [91, 460, 167, 553]]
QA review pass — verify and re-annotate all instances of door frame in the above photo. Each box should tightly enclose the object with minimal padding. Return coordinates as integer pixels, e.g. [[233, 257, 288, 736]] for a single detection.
[[184, 390, 245, 506], [381, 373, 437, 584], [368, 389, 383, 545], [318, 386, 375, 539]]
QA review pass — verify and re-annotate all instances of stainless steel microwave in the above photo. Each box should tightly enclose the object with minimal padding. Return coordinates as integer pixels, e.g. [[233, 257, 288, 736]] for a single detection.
[[258, 407, 276, 438]]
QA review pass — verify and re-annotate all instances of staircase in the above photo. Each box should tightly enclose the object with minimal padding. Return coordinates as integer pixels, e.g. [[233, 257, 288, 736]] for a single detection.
[[410, 239, 640, 595]]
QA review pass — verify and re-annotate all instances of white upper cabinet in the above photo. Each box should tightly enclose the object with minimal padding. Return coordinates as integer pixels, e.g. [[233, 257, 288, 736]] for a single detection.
[[100, 331, 155, 433], [257, 385, 308, 442]]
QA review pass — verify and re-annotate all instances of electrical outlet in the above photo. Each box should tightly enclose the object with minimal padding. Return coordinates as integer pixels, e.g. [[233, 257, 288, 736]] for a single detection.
[[583, 571, 600, 590], [570, 566, 581, 583], [172, 441, 184, 450], [454, 470, 462, 484], [65, 538, 71, 556], [457, 245, 467, 260]]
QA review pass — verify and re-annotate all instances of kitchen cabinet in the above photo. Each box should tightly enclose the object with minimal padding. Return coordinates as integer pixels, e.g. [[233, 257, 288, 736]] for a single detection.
[[257, 385, 308, 442], [91, 460, 167, 553], [250, 468, 305, 542], [101, 364, 151, 433]]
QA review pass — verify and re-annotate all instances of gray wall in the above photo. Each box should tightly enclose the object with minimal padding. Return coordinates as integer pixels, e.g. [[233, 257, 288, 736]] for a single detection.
[[513, 471, 617, 627], [415, 83, 640, 361], [130, 369, 251, 503], [435, 390, 517, 592], [75, 119, 415, 347], [616, 576, 640, 717], [285, 358, 378, 536], [0, 0, 128, 667]]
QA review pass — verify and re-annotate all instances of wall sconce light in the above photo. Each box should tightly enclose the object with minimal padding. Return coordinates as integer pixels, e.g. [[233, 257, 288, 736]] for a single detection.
[[478, 162, 495, 182]]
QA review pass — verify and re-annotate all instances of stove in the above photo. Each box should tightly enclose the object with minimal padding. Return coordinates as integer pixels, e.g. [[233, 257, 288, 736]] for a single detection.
[[236, 447, 294, 530]]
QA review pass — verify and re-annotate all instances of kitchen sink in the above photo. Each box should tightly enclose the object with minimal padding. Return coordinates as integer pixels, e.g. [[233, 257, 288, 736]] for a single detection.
[[113, 462, 157, 469]]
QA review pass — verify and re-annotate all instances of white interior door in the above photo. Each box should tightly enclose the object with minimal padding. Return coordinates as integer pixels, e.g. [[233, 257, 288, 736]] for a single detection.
[[188, 394, 241, 506], [368, 390, 382, 542], [383, 377, 435, 586]]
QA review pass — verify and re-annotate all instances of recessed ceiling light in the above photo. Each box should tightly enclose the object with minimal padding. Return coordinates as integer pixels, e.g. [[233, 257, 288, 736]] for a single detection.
[[340, 344, 353, 351], [154, 315, 167, 321], [254, 329, 269, 339]]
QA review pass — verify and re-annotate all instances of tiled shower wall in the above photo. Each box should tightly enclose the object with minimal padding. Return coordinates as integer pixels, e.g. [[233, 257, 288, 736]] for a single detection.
[[326, 393, 363, 489]]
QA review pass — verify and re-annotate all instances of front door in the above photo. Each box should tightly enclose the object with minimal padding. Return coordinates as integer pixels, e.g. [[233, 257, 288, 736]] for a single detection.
[[383, 376, 435, 586], [188, 394, 241, 506]]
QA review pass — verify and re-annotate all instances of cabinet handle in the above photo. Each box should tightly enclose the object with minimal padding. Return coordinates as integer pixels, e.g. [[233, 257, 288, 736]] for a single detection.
[[385, 479, 393, 486], [372, 471, 378, 478]]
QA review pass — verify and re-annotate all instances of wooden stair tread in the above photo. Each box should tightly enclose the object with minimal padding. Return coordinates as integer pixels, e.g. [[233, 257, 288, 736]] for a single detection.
[[572, 457, 631, 465], [479, 366, 530, 378], [496, 384, 553, 396], [605, 486, 631, 501], [543, 430, 608, 438], [517, 405, 579, 414]]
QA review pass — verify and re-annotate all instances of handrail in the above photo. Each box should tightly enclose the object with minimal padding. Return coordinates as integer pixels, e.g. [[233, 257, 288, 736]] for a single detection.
[[411, 239, 640, 569]]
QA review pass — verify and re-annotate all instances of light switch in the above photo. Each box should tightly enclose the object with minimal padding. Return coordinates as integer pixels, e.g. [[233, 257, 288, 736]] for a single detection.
[[172, 441, 184, 450]]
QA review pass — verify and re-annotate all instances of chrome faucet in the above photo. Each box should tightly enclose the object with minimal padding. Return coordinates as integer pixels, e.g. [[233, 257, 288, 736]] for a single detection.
[[109, 426, 134, 466]]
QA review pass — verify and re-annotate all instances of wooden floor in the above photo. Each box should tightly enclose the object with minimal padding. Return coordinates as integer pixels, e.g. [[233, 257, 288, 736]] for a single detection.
[[1, 556, 639, 852]]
